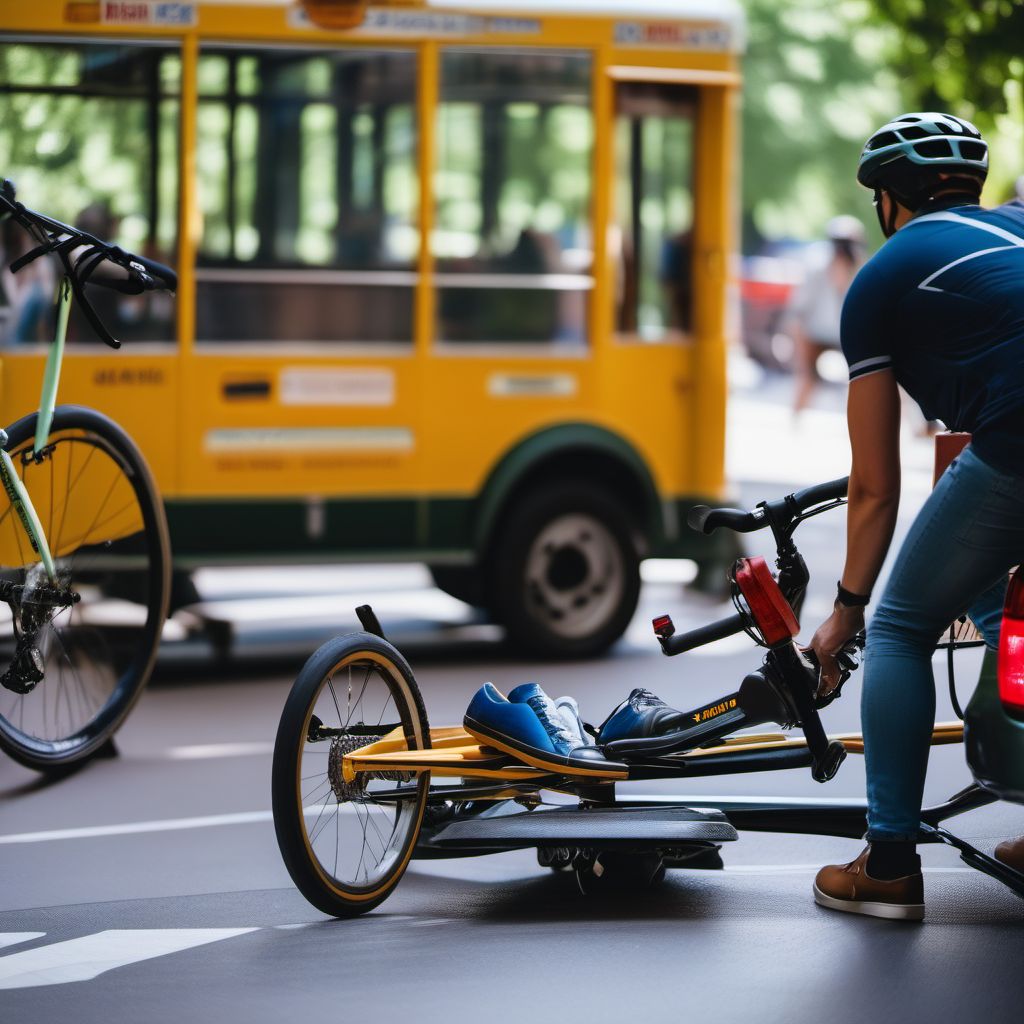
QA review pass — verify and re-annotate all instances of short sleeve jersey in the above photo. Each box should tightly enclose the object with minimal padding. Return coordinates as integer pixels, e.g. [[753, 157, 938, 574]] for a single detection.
[[841, 199, 1024, 473]]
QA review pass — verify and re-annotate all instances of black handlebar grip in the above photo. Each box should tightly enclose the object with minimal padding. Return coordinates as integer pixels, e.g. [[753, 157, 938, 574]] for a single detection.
[[130, 253, 177, 293], [790, 476, 849, 513], [688, 505, 764, 535], [687, 505, 713, 533], [661, 612, 746, 656]]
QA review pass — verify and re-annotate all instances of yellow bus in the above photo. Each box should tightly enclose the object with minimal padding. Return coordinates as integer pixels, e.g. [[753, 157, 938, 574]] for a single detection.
[[0, 0, 742, 657]]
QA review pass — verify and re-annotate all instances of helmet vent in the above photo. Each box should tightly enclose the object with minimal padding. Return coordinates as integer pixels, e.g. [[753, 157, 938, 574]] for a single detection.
[[899, 125, 929, 140], [868, 130, 898, 151], [960, 141, 986, 161], [916, 139, 954, 158]]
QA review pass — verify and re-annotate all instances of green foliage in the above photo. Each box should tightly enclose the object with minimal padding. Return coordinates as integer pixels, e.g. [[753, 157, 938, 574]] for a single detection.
[[870, 0, 1024, 115], [866, 0, 1024, 200], [741, 0, 902, 246]]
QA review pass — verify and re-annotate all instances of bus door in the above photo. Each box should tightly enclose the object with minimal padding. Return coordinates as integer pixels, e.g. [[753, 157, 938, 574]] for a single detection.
[[180, 45, 422, 558], [603, 74, 708, 495], [422, 48, 597, 507]]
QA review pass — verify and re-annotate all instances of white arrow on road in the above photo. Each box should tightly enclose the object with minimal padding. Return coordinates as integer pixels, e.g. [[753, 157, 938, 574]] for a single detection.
[[0, 929, 257, 990]]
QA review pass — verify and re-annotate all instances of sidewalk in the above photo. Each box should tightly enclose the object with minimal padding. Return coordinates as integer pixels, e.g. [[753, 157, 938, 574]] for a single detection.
[[726, 353, 935, 514]]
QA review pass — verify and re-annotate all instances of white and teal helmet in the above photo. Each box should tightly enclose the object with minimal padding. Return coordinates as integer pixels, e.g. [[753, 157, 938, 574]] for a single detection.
[[857, 112, 988, 204]]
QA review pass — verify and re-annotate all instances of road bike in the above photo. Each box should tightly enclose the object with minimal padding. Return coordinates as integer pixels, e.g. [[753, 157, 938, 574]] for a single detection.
[[271, 476, 1024, 916], [0, 180, 176, 772]]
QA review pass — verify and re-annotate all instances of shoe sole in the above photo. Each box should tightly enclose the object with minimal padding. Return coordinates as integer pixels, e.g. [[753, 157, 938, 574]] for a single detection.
[[464, 717, 628, 779], [813, 883, 924, 921]]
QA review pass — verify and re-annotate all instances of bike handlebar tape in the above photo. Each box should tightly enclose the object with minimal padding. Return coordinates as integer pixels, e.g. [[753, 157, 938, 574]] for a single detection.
[[661, 612, 746, 656]]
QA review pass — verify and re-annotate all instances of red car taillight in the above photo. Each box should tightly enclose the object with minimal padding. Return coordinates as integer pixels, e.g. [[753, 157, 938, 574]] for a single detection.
[[997, 572, 1024, 716], [733, 556, 799, 647]]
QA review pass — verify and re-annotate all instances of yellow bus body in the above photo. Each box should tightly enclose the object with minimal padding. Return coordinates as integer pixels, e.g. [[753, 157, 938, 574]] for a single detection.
[[0, 0, 742, 653]]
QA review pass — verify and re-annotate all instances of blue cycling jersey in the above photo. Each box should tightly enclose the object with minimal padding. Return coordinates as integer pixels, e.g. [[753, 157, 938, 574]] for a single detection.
[[841, 198, 1024, 473]]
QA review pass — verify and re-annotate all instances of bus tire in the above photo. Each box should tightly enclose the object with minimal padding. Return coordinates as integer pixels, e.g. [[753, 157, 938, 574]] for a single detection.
[[489, 480, 640, 659]]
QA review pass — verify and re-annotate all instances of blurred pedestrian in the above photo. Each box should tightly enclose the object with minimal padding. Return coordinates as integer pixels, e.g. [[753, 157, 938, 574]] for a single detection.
[[788, 215, 866, 414], [0, 216, 54, 344]]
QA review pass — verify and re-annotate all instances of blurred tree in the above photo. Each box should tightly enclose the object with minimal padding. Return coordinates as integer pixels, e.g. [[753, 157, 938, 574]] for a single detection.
[[869, 0, 1023, 116], [866, 0, 1024, 199], [740, 0, 901, 247]]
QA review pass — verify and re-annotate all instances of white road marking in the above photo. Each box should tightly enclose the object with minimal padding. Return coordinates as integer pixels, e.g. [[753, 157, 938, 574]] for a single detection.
[[163, 742, 274, 760], [0, 811, 274, 845], [0, 934, 44, 951], [0, 929, 257, 990], [0, 802, 378, 845]]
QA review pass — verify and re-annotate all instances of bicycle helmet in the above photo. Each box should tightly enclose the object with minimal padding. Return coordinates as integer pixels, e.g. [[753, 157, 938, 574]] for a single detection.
[[858, 112, 988, 233]]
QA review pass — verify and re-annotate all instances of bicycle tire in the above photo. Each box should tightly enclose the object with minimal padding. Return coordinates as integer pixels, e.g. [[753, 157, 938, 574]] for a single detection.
[[272, 632, 430, 917], [0, 404, 170, 771]]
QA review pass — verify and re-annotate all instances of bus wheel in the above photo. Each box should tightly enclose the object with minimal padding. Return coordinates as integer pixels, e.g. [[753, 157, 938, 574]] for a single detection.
[[428, 565, 485, 609], [490, 481, 640, 659]]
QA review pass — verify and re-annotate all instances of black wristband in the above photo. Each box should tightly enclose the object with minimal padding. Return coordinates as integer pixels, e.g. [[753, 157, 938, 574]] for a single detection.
[[836, 581, 870, 608]]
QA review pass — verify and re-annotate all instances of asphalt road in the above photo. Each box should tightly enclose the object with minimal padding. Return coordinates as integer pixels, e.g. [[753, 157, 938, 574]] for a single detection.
[[1, 373, 1022, 1022]]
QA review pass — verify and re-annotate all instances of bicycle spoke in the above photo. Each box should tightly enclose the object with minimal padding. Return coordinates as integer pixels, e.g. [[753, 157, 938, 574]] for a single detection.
[[344, 666, 372, 729]]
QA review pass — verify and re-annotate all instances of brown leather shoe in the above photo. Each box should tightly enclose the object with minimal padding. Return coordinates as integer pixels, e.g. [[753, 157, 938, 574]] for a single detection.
[[995, 835, 1024, 873], [813, 847, 924, 921]]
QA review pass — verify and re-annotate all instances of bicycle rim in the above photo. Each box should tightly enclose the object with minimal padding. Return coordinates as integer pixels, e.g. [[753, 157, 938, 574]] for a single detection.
[[274, 634, 430, 915], [0, 406, 170, 769]]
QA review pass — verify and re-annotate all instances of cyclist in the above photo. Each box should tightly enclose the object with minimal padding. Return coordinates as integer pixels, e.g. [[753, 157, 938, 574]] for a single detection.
[[808, 112, 1024, 920]]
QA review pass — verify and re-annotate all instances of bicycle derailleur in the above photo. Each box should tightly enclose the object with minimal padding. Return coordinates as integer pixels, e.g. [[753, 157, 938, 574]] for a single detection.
[[0, 567, 79, 695]]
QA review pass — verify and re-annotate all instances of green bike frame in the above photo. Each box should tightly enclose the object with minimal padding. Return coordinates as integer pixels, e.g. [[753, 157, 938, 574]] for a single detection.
[[0, 276, 72, 583]]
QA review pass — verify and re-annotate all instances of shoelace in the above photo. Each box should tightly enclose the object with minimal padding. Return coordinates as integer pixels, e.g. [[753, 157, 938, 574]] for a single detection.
[[526, 695, 577, 746], [628, 688, 666, 711]]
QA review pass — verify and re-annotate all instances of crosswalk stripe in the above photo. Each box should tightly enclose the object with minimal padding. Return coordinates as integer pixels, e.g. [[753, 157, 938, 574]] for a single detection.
[[0, 929, 258, 990], [0, 934, 44, 951]]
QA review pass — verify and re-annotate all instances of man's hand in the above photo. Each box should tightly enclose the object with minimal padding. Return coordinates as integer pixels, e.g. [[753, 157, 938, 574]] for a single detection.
[[808, 604, 865, 698]]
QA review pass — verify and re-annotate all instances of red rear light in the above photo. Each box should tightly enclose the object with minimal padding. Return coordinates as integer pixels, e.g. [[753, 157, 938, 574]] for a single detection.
[[652, 614, 675, 640], [998, 572, 1024, 715], [733, 556, 799, 647]]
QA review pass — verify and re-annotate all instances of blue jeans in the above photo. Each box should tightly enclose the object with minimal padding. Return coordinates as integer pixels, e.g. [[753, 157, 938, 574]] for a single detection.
[[864, 445, 1024, 840]]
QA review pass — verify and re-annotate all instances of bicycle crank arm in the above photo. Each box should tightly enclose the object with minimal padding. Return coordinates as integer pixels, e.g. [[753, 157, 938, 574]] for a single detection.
[[771, 643, 846, 782]]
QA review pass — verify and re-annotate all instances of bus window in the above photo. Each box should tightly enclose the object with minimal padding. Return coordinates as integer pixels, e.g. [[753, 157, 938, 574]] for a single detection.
[[195, 47, 418, 345], [614, 82, 697, 342], [0, 40, 179, 346], [434, 50, 592, 345]]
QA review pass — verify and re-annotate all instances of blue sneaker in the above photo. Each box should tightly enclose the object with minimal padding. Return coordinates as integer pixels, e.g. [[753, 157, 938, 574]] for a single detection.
[[464, 682, 625, 778], [598, 688, 688, 743]]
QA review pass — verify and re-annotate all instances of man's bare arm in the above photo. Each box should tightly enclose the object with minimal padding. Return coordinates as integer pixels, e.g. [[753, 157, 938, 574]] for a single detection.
[[842, 369, 902, 596]]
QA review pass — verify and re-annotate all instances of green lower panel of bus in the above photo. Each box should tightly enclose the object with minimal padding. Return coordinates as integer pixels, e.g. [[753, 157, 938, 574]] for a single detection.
[[164, 495, 740, 567]]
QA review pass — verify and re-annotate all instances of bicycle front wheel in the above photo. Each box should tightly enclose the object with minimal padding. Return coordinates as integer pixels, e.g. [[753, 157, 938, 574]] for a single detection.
[[272, 632, 431, 918], [0, 405, 170, 771]]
